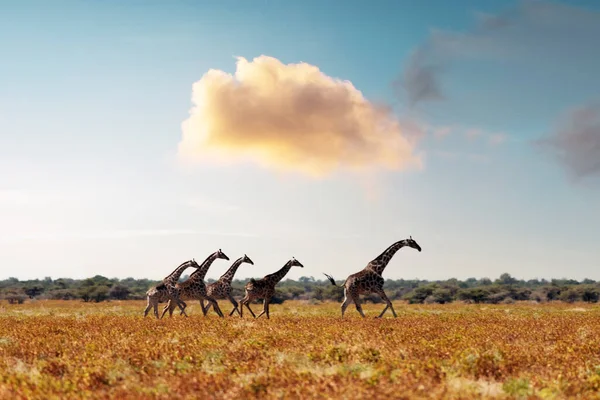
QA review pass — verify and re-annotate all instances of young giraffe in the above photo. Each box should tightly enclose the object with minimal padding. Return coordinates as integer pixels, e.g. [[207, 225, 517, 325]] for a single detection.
[[324, 236, 422, 318], [239, 257, 304, 319], [161, 249, 229, 318], [143, 259, 201, 318], [201, 254, 254, 317]]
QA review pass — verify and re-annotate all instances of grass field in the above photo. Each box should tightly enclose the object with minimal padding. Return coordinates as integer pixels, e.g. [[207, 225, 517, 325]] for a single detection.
[[1, 300, 600, 399]]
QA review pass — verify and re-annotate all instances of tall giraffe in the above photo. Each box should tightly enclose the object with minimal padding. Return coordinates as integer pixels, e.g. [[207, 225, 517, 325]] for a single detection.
[[143, 259, 201, 318], [202, 254, 254, 317], [161, 249, 229, 318], [324, 236, 422, 318], [239, 257, 304, 319]]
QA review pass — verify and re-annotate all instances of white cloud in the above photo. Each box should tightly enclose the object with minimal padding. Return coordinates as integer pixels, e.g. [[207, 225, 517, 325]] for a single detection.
[[178, 55, 422, 177]]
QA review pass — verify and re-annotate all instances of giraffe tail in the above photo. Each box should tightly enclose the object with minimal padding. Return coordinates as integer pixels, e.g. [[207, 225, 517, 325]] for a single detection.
[[323, 273, 338, 286]]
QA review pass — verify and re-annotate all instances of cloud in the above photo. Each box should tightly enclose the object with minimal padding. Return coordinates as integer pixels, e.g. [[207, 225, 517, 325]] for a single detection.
[[396, 48, 444, 106], [397, 1, 600, 108], [178, 55, 422, 177], [537, 104, 600, 179], [394, 0, 600, 176]]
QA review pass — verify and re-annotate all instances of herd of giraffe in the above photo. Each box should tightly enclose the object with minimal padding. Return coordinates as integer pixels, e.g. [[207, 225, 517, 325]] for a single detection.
[[144, 236, 422, 319]]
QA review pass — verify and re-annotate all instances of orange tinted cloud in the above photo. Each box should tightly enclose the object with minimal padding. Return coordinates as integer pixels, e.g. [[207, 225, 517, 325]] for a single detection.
[[178, 56, 421, 176]]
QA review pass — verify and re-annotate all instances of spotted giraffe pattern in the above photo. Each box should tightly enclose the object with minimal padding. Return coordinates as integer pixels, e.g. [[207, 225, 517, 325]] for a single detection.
[[202, 254, 254, 317], [324, 236, 422, 318], [161, 249, 230, 318], [143, 259, 200, 318], [239, 257, 304, 319]]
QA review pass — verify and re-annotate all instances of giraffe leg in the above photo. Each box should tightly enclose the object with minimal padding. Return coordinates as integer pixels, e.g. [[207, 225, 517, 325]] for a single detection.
[[244, 299, 256, 318], [257, 298, 270, 319], [201, 300, 209, 316], [376, 290, 397, 318], [160, 300, 175, 319], [144, 299, 153, 317], [265, 298, 271, 319], [340, 288, 351, 318], [153, 303, 159, 319], [227, 294, 240, 317], [352, 294, 366, 318], [160, 300, 171, 319], [204, 295, 224, 318], [176, 299, 188, 317]]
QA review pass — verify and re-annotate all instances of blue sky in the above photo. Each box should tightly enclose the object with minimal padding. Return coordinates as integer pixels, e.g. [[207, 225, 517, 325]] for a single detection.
[[1, 0, 599, 281]]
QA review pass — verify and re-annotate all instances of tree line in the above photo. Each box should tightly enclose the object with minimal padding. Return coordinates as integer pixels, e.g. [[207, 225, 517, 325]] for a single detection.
[[1, 273, 599, 305]]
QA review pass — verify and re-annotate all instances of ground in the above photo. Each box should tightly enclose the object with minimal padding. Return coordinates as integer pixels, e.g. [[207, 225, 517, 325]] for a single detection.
[[1, 300, 599, 399]]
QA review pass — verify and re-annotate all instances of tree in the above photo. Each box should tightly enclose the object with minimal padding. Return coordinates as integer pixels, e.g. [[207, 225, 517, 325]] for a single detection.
[[496, 273, 518, 285], [457, 288, 490, 303], [23, 286, 44, 299], [109, 285, 130, 300], [559, 288, 580, 303], [579, 286, 599, 303]]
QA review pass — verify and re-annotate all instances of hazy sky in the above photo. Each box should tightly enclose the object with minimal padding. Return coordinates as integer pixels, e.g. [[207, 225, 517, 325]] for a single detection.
[[1, 0, 599, 281]]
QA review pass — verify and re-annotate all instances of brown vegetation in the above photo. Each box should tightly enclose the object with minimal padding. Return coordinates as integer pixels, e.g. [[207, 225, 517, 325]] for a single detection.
[[1, 300, 599, 399]]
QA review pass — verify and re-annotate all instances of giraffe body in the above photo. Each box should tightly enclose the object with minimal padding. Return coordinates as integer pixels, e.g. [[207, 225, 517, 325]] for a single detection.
[[143, 259, 200, 318], [324, 237, 422, 318], [202, 254, 254, 317], [239, 257, 304, 319], [162, 249, 230, 318]]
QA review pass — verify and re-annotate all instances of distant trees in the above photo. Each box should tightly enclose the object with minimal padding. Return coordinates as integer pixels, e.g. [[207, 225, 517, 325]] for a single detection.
[[0, 273, 598, 305]]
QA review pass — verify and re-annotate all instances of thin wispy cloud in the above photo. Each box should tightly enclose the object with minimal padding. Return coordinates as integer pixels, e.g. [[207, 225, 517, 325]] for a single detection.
[[395, 0, 600, 178], [178, 55, 422, 177], [537, 104, 600, 180]]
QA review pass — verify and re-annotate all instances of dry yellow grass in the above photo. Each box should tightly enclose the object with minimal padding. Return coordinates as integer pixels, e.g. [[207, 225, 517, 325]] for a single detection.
[[1, 300, 600, 399]]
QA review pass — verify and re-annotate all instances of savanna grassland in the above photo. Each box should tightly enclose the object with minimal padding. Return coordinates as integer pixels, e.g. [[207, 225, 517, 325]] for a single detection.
[[1, 300, 599, 399]]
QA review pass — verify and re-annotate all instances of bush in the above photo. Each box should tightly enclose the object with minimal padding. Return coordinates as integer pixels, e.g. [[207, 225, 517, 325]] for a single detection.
[[432, 288, 453, 304], [5, 293, 27, 304], [579, 285, 600, 303], [559, 288, 580, 303], [404, 285, 436, 304], [457, 288, 490, 303], [488, 291, 510, 304]]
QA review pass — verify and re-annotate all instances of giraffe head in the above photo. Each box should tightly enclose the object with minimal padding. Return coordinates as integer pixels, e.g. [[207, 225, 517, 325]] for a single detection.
[[405, 236, 422, 252], [216, 248, 230, 261], [241, 254, 254, 265], [289, 257, 304, 268]]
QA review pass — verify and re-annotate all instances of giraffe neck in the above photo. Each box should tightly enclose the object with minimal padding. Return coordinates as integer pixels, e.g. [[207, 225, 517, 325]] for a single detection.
[[219, 257, 245, 284], [367, 240, 408, 275], [163, 261, 193, 286], [265, 261, 293, 285], [188, 252, 220, 282]]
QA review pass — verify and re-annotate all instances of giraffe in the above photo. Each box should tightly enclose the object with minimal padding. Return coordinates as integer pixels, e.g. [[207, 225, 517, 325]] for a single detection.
[[201, 254, 254, 317], [161, 249, 229, 318], [143, 259, 201, 318], [239, 257, 304, 319], [324, 236, 422, 318]]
